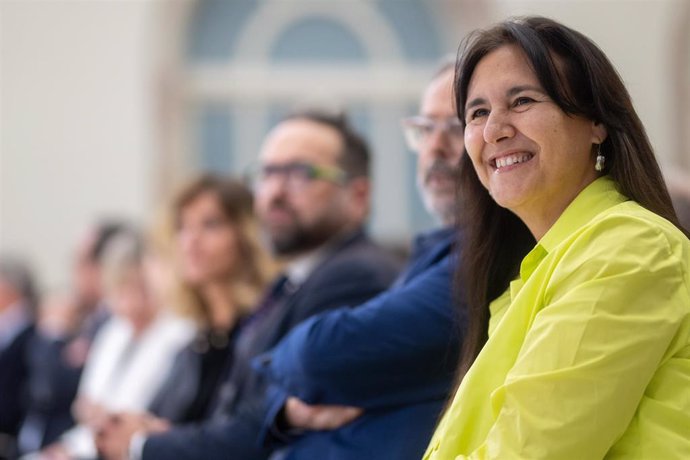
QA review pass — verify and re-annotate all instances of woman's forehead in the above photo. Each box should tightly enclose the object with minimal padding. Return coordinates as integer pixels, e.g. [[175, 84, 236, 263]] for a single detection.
[[467, 45, 540, 96]]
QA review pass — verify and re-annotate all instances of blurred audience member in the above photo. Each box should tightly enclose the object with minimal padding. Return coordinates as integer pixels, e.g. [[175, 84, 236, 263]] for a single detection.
[[0, 255, 38, 459], [253, 59, 464, 460], [147, 175, 278, 422], [16, 222, 130, 455], [17, 291, 82, 455], [70, 221, 131, 361], [97, 111, 400, 460], [94, 175, 278, 458], [45, 230, 194, 459]]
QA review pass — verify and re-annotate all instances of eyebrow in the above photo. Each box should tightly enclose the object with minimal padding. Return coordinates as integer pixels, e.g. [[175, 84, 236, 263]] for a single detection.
[[507, 85, 545, 97], [465, 85, 546, 111]]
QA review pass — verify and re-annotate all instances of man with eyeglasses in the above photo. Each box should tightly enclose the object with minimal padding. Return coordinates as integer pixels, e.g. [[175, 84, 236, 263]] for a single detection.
[[95, 111, 400, 460], [402, 68, 464, 225], [253, 61, 466, 460]]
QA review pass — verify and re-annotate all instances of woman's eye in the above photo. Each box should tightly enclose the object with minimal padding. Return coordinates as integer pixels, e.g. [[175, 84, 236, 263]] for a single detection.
[[513, 97, 535, 107], [419, 124, 434, 135], [468, 108, 489, 121], [203, 217, 224, 230]]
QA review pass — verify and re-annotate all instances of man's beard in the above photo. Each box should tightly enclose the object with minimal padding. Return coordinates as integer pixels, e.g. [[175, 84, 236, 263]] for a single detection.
[[263, 201, 343, 256]]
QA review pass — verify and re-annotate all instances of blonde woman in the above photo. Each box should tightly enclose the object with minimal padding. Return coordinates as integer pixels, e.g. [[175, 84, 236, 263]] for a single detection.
[[147, 174, 278, 423]]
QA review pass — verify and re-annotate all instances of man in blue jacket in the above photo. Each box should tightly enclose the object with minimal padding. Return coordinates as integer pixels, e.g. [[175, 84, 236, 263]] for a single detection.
[[256, 61, 466, 460]]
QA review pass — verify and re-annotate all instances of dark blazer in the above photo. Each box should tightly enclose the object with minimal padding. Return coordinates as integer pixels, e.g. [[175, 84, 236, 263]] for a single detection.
[[142, 230, 400, 460], [17, 334, 81, 454], [17, 308, 110, 454], [258, 228, 464, 460], [0, 323, 33, 459]]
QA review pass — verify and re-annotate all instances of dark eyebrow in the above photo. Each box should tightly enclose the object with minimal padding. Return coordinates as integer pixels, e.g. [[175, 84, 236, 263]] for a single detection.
[[507, 85, 546, 97], [465, 97, 487, 112], [466, 85, 547, 110]]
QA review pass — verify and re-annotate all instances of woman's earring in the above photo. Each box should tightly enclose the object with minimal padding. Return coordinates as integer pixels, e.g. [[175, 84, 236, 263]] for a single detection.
[[595, 144, 605, 172]]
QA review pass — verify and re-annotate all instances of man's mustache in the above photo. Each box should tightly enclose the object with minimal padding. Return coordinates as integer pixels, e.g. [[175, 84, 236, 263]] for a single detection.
[[425, 160, 459, 184], [267, 198, 296, 216]]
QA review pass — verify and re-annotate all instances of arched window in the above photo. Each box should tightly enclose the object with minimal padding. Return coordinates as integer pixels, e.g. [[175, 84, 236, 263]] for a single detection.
[[157, 0, 472, 241]]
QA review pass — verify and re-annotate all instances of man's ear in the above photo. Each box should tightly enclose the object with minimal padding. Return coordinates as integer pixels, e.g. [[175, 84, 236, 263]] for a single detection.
[[346, 177, 371, 219]]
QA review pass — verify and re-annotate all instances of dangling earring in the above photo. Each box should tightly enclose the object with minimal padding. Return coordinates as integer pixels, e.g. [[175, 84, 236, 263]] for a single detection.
[[595, 144, 605, 172]]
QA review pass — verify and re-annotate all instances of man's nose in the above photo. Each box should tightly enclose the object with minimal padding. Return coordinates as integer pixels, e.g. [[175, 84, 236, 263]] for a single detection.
[[425, 128, 458, 160]]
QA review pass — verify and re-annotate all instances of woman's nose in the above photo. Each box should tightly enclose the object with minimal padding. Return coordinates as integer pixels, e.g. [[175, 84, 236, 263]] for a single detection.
[[483, 109, 515, 144]]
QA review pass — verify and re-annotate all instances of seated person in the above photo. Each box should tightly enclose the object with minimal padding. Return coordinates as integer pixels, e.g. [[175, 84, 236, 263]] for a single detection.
[[96, 111, 400, 460], [146, 174, 278, 423], [44, 230, 194, 459], [17, 221, 130, 454], [254, 60, 466, 460], [425, 17, 690, 459], [0, 255, 38, 459]]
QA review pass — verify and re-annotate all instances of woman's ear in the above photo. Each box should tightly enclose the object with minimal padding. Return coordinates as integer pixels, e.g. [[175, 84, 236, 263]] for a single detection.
[[592, 121, 608, 144]]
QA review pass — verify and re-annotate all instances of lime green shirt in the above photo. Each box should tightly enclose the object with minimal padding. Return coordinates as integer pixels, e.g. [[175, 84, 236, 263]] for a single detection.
[[424, 177, 690, 459]]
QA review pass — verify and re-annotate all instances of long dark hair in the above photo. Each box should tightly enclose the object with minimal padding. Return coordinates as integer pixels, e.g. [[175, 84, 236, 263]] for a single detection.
[[453, 16, 685, 378]]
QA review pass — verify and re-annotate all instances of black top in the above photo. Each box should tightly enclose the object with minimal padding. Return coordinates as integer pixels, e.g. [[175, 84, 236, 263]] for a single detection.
[[148, 324, 242, 424]]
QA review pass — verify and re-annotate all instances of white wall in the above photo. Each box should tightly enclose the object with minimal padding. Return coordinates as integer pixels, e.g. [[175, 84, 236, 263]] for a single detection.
[[0, 0, 157, 289], [485, 0, 687, 171], [1, 0, 687, 291]]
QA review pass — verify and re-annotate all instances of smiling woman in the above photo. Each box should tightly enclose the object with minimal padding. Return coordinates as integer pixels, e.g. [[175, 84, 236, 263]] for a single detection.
[[424, 16, 690, 460], [463, 44, 607, 240]]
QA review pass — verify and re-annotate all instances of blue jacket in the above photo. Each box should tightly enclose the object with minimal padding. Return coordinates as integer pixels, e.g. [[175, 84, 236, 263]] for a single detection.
[[257, 228, 463, 460]]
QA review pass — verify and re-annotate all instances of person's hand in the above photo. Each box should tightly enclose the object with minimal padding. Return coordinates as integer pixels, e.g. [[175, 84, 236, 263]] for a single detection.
[[95, 412, 170, 460], [72, 397, 107, 427], [37, 443, 71, 460], [284, 397, 363, 431]]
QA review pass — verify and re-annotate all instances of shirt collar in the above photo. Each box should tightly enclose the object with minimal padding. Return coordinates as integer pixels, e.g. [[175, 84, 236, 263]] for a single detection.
[[519, 176, 628, 281], [284, 228, 364, 286], [285, 246, 329, 286]]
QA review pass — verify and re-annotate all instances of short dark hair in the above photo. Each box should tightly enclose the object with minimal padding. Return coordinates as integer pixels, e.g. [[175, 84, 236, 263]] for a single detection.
[[283, 110, 370, 179], [89, 221, 131, 264]]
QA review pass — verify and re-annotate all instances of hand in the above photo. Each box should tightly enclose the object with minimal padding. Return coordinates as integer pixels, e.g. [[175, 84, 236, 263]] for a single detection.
[[284, 397, 363, 431], [38, 443, 71, 460], [72, 397, 107, 427], [95, 412, 170, 460]]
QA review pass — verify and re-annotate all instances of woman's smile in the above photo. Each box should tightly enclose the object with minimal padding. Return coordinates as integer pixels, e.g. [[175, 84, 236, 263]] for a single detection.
[[464, 44, 605, 239], [490, 151, 535, 172]]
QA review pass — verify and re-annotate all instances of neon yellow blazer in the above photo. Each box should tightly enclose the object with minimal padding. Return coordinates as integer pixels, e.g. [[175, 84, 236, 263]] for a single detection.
[[424, 177, 690, 459]]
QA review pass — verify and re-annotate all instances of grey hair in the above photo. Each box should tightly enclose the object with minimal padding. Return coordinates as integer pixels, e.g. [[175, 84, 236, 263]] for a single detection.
[[0, 255, 38, 311]]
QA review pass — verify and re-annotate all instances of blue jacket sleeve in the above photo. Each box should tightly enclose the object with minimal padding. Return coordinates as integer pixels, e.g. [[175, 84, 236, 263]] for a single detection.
[[256, 256, 462, 410], [143, 400, 272, 460]]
